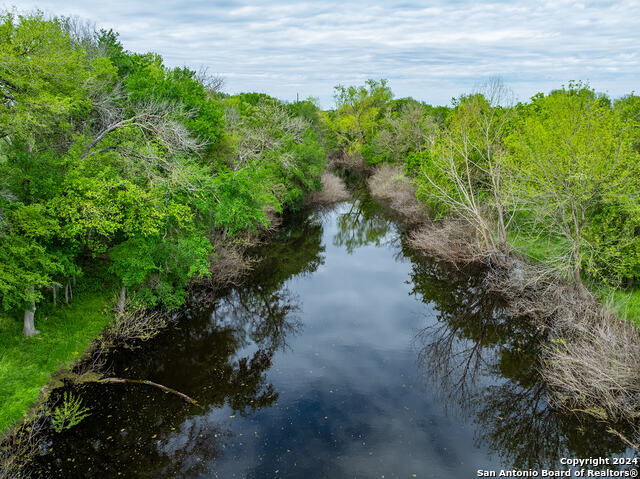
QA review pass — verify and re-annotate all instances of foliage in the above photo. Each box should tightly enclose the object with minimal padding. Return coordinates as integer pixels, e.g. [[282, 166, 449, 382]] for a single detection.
[[0, 11, 107, 142], [326, 78, 640, 321], [505, 83, 640, 292], [327, 79, 393, 165], [51, 391, 91, 433], [0, 12, 325, 334]]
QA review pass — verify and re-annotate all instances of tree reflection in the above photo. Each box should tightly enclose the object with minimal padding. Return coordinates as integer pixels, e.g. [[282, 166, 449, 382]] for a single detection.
[[333, 196, 394, 253], [407, 248, 637, 470], [36, 208, 326, 478]]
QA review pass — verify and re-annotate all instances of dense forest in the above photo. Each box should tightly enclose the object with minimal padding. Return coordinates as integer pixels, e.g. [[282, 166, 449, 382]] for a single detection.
[[0, 12, 326, 334], [2, 10, 640, 475]]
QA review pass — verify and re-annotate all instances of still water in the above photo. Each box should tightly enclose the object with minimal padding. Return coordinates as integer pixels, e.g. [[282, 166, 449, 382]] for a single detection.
[[37, 197, 636, 478]]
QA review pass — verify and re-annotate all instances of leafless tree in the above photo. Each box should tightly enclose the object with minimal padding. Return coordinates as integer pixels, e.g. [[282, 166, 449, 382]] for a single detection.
[[372, 102, 438, 164], [79, 86, 206, 190], [419, 79, 516, 262], [307, 172, 351, 206], [58, 15, 98, 50], [224, 100, 308, 171], [196, 66, 225, 97]]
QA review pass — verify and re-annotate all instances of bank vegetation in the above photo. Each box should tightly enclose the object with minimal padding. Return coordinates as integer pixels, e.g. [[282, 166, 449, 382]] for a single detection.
[[324, 78, 640, 430], [0, 11, 328, 475]]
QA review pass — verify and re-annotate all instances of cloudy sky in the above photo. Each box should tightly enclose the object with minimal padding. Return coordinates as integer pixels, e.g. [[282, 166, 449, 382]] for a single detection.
[[9, 0, 640, 107]]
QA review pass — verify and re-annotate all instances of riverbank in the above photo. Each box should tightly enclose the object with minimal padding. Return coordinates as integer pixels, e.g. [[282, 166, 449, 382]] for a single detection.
[[364, 164, 640, 430], [0, 233, 266, 477], [0, 256, 247, 476], [0, 291, 113, 435], [25, 192, 638, 477], [507, 223, 640, 328], [0, 174, 351, 477]]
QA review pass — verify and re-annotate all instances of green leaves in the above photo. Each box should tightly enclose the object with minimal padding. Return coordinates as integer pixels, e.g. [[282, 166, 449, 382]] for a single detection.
[[329, 79, 393, 158], [505, 84, 640, 286], [0, 12, 109, 142], [0, 12, 327, 323], [108, 233, 213, 311], [51, 391, 91, 433]]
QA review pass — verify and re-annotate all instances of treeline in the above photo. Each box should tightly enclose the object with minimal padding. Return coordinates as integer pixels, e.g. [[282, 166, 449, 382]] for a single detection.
[[0, 12, 326, 336], [325, 78, 640, 301]]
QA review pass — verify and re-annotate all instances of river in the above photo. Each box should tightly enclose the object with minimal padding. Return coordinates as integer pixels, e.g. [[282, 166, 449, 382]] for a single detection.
[[35, 193, 637, 478]]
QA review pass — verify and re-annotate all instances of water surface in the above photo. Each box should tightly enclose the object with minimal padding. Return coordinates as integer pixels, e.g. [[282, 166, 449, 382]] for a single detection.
[[37, 198, 636, 478]]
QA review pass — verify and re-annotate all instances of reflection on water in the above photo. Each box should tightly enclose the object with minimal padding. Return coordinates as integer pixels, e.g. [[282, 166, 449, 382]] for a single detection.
[[333, 195, 393, 254], [407, 256, 638, 469], [36, 199, 636, 478]]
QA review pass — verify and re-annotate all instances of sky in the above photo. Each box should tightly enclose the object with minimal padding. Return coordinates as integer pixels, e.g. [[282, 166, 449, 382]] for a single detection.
[[8, 0, 640, 107]]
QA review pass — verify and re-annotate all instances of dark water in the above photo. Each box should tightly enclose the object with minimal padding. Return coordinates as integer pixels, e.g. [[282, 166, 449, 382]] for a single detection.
[[37, 197, 637, 478]]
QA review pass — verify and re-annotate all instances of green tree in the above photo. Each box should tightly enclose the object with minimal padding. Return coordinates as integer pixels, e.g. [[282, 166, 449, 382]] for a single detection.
[[328, 79, 393, 168], [506, 84, 640, 296], [0, 205, 61, 335], [0, 12, 113, 143]]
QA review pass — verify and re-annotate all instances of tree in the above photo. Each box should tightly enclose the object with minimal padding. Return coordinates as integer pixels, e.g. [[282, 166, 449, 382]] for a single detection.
[[328, 79, 393, 168], [369, 99, 438, 165], [506, 84, 640, 296], [0, 12, 111, 143], [415, 81, 514, 259], [0, 205, 61, 336], [0, 10, 328, 340]]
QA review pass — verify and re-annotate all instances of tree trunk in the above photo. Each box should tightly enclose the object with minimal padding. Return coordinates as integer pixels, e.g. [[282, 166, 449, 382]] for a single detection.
[[626, 277, 635, 290], [23, 300, 39, 337], [52, 284, 58, 307], [572, 247, 589, 299], [496, 203, 508, 258], [116, 285, 127, 314], [64, 282, 69, 304]]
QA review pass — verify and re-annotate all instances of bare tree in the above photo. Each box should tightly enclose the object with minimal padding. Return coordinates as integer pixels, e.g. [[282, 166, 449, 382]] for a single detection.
[[419, 79, 515, 261], [196, 66, 225, 97], [372, 101, 438, 164], [79, 87, 206, 190], [224, 100, 308, 171], [58, 15, 97, 50]]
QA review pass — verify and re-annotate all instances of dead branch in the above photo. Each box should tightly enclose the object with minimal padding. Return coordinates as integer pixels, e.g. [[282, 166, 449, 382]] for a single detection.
[[407, 219, 495, 266], [99, 378, 200, 407], [368, 165, 429, 225], [307, 171, 351, 206]]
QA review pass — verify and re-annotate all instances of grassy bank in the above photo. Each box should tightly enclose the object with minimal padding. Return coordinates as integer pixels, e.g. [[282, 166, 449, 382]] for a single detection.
[[0, 292, 113, 435], [592, 286, 640, 329], [508, 229, 640, 328], [366, 164, 640, 426]]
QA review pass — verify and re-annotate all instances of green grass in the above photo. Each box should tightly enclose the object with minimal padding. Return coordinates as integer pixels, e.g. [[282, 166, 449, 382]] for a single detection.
[[0, 292, 112, 435], [507, 228, 640, 327], [507, 230, 569, 263], [591, 285, 640, 329]]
